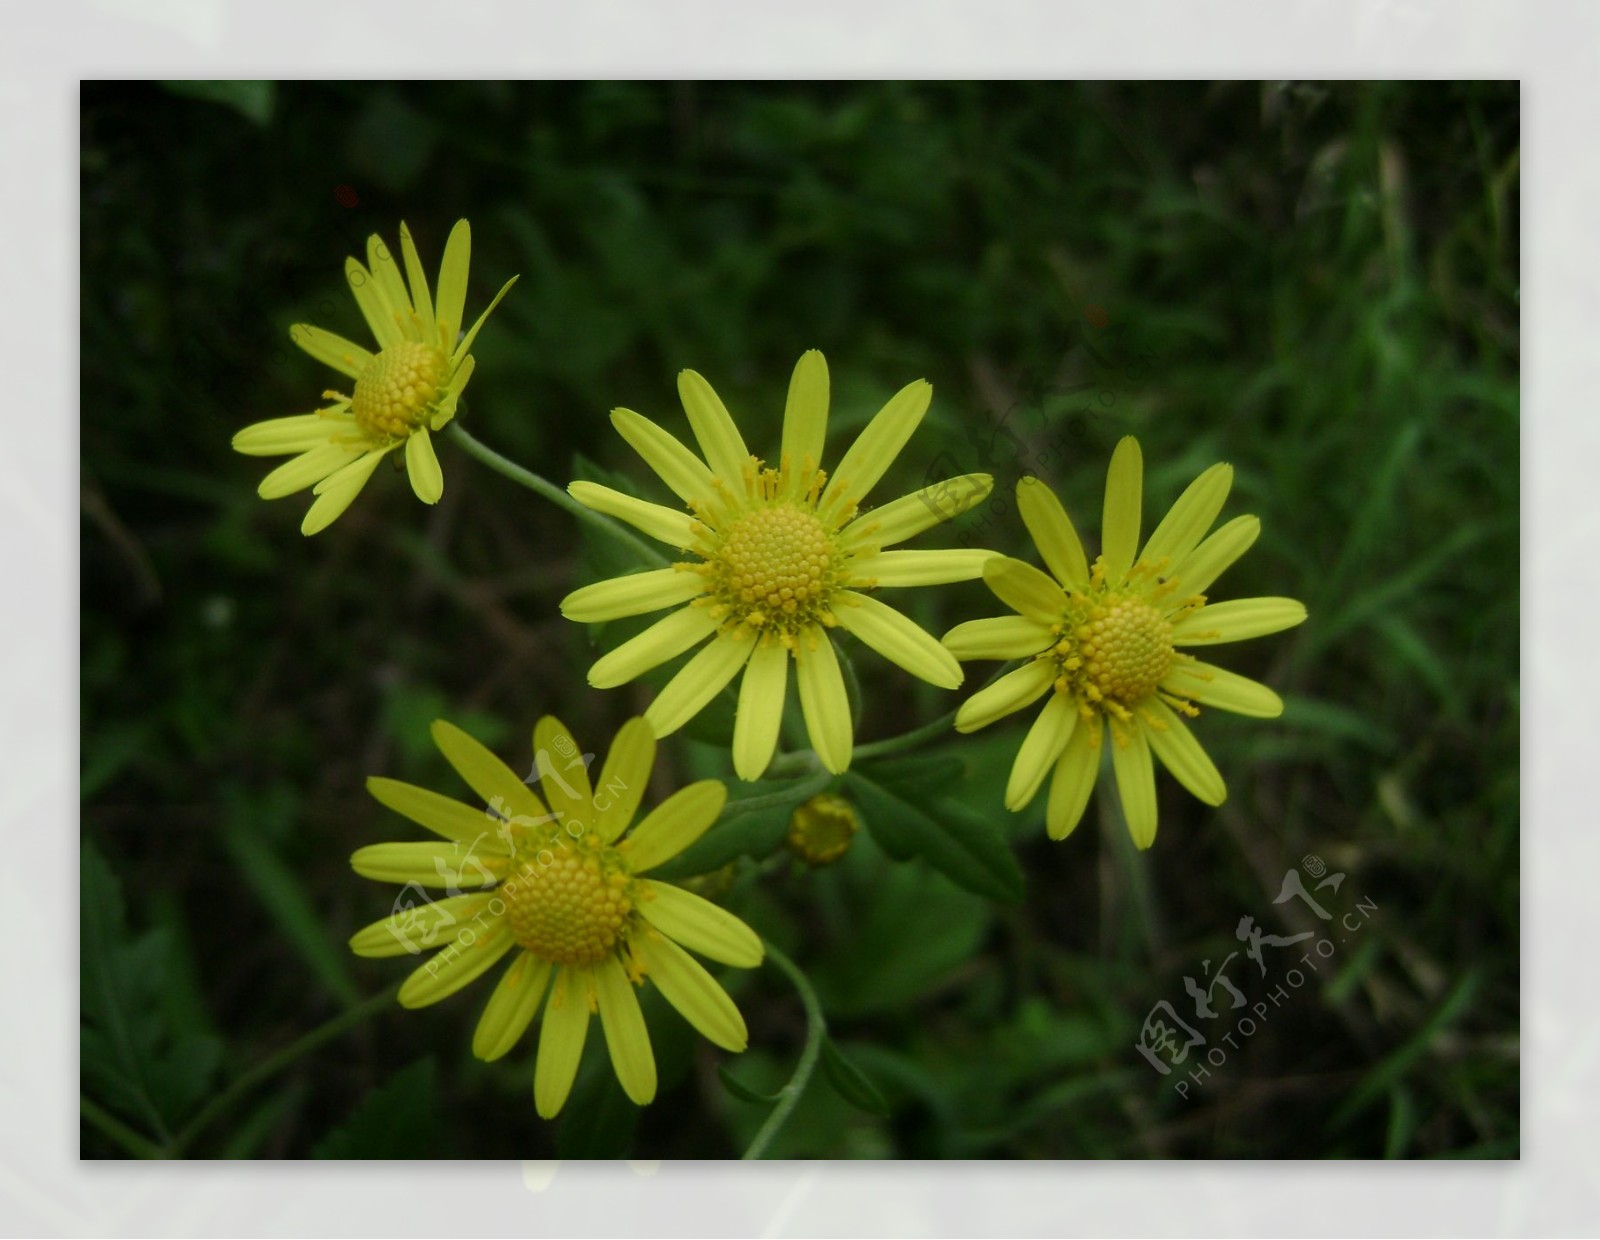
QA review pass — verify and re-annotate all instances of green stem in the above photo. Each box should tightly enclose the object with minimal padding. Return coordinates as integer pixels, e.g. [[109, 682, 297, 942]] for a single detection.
[[720, 767, 832, 822], [446, 423, 668, 568], [742, 942, 827, 1160], [166, 982, 401, 1158], [81, 1094, 166, 1160]]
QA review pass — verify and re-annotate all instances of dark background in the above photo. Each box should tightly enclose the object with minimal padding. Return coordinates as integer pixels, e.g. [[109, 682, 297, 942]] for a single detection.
[[80, 80, 1519, 1158]]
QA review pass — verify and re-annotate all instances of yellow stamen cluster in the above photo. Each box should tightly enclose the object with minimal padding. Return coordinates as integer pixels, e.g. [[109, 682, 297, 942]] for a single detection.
[[351, 341, 447, 440], [688, 464, 849, 639], [785, 792, 860, 865], [500, 834, 636, 966], [1048, 570, 1181, 725]]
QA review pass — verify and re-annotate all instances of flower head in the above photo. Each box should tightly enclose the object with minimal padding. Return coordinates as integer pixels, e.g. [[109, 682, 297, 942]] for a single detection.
[[561, 351, 996, 779], [944, 438, 1306, 849], [233, 220, 516, 535], [349, 715, 762, 1119]]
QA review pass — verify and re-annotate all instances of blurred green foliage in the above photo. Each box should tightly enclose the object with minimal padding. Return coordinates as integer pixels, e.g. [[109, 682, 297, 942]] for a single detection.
[[81, 81, 1518, 1158]]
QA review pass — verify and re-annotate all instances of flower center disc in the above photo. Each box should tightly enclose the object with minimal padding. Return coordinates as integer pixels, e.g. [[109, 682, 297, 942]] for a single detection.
[[710, 504, 838, 632], [500, 844, 634, 965], [1061, 594, 1174, 706], [351, 341, 446, 439]]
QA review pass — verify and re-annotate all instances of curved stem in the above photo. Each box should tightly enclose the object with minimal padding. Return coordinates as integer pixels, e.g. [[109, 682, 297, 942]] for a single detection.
[[446, 423, 668, 568], [741, 942, 826, 1160], [166, 982, 401, 1157]]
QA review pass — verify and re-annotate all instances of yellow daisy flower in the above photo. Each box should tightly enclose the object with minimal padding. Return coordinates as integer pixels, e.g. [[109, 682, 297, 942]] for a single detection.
[[233, 220, 517, 535], [561, 350, 996, 780], [943, 437, 1306, 849], [349, 715, 762, 1119]]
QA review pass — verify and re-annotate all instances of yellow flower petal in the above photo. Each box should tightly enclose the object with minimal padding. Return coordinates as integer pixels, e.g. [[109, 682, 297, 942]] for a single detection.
[[428, 719, 550, 827], [621, 779, 727, 873], [954, 659, 1056, 733], [1141, 462, 1232, 570], [588, 604, 718, 689], [833, 592, 962, 689], [534, 966, 592, 1119], [350, 841, 510, 888], [299, 449, 388, 535], [841, 473, 994, 550], [594, 717, 656, 843], [366, 775, 514, 847], [561, 567, 706, 624], [532, 715, 593, 830], [1111, 722, 1158, 850], [611, 408, 718, 504], [794, 629, 853, 773], [344, 256, 404, 351], [645, 629, 758, 738], [982, 556, 1069, 625], [434, 219, 471, 344], [472, 950, 552, 1061], [366, 233, 417, 342], [349, 892, 494, 958], [1016, 475, 1090, 589], [780, 350, 830, 482], [454, 275, 518, 363], [732, 640, 788, 781], [594, 957, 657, 1106], [638, 880, 764, 967], [846, 548, 996, 587], [677, 368, 751, 485], [1142, 699, 1226, 806], [821, 378, 932, 511], [1100, 436, 1144, 586], [568, 481, 698, 549], [1162, 659, 1284, 717], [1171, 514, 1260, 596], [257, 441, 361, 499], [232, 412, 347, 457], [289, 323, 373, 379], [404, 426, 444, 504], [397, 915, 516, 1008], [942, 615, 1055, 661], [637, 933, 748, 1052], [1004, 693, 1079, 810], [1046, 715, 1101, 841], [398, 221, 435, 337], [1170, 597, 1307, 646]]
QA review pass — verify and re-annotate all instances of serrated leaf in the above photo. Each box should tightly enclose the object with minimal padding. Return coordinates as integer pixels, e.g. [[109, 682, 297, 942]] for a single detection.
[[312, 1059, 441, 1158], [845, 772, 1024, 903], [718, 1064, 783, 1105], [820, 1038, 889, 1117]]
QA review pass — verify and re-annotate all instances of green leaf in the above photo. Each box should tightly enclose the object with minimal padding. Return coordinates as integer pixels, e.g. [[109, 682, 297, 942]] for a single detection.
[[820, 1038, 890, 1117], [650, 793, 790, 878], [855, 750, 966, 798], [845, 772, 1024, 903], [718, 1064, 783, 1105], [81, 840, 225, 1145], [313, 1059, 441, 1158]]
